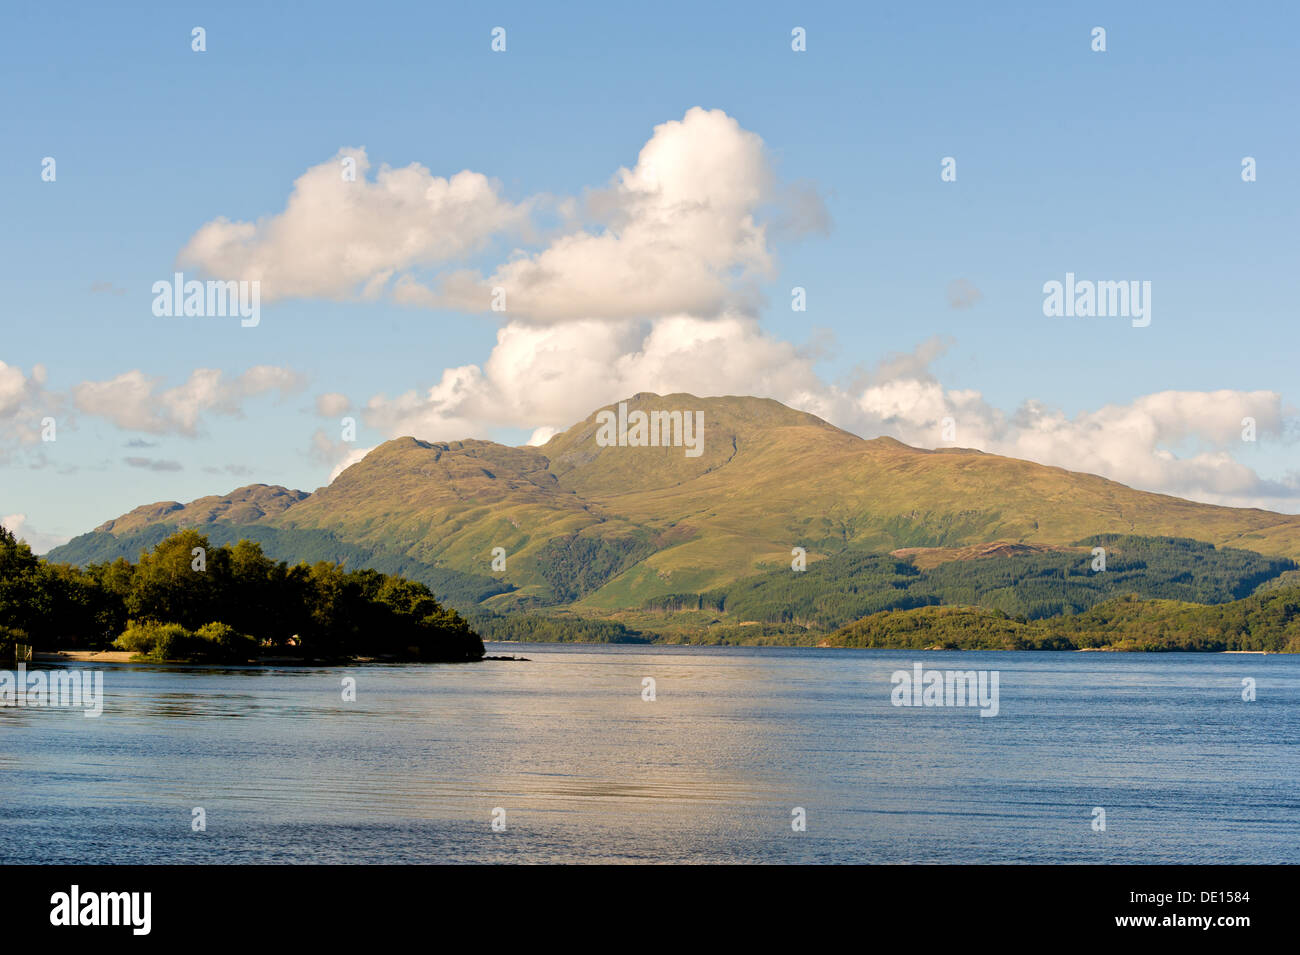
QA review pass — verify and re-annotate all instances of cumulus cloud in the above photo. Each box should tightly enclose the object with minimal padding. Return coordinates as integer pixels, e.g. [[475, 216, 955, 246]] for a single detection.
[[73, 365, 304, 436], [0, 360, 60, 455], [526, 426, 559, 446], [357, 320, 1299, 511], [1, 513, 70, 555], [178, 149, 534, 301], [164, 110, 1294, 511], [843, 375, 1296, 509], [179, 108, 824, 324], [328, 444, 375, 483], [1, 360, 50, 425], [315, 392, 352, 417], [363, 313, 819, 441], [404, 107, 787, 322]]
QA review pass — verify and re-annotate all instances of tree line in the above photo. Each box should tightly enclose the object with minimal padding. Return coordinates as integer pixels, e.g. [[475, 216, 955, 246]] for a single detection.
[[0, 525, 483, 663], [827, 589, 1300, 652]]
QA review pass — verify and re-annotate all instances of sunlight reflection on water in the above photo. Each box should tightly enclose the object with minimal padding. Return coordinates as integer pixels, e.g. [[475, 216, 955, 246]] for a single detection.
[[2, 644, 1298, 863]]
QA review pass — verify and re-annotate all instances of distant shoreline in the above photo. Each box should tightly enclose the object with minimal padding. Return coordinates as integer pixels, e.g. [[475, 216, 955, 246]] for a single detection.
[[30, 645, 1276, 664], [31, 649, 528, 665]]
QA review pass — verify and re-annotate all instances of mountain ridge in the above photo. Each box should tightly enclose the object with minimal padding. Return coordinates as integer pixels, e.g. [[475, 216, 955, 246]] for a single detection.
[[49, 394, 1300, 614]]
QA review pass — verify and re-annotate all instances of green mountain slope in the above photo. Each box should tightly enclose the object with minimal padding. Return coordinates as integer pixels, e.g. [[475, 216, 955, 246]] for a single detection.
[[638, 535, 1295, 631], [48, 393, 1300, 616]]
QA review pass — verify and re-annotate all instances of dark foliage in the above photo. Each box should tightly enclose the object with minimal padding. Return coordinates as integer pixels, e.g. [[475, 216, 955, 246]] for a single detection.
[[1, 525, 483, 662], [533, 533, 656, 602], [468, 610, 650, 643]]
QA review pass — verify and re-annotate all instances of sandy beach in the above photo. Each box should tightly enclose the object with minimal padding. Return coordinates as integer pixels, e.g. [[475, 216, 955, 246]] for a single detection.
[[34, 650, 136, 663]]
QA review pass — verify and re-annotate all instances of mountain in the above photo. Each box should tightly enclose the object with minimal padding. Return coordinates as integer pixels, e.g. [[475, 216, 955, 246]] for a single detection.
[[48, 393, 1300, 625]]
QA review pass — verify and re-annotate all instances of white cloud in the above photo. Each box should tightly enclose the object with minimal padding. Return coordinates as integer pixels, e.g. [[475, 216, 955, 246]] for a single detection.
[[363, 313, 818, 440], [404, 107, 783, 322], [178, 148, 533, 301], [526, 426, 559, 446], [1, 513, 70, 555], [359, 320, 1299, 511], [843, 376, 1297, 508], [165, 110, 1295, 512], [315, 392, 352, 417], [0, 361, 57, 449], [72, 365, 304, 436], [328, 445, 375, 483], [179, 109, 823, 324]]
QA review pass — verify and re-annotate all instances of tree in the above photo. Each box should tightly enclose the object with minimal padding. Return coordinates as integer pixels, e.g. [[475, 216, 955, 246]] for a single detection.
[[0, 524, 45, 641], [126, 530, 221, 630]]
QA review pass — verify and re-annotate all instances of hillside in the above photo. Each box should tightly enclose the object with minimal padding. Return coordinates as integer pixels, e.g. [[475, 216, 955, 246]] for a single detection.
[[823, 588, 1300, 653], [637, 535, 1295, 630], [48, 393, 1300, 622]]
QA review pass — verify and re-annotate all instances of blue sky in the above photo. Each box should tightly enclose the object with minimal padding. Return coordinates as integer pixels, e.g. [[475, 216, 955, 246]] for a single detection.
[[2, 1, 1297, 551]]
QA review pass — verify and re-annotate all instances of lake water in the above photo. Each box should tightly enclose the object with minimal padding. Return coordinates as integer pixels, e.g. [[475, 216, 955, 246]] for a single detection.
[[2, 644, 1297, 864]]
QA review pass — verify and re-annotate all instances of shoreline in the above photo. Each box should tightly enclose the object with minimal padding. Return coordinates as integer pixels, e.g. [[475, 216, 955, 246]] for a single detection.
[[35, 650, 135, 663], [29, 645, 1278, 664], [31, 650, 520, 665]]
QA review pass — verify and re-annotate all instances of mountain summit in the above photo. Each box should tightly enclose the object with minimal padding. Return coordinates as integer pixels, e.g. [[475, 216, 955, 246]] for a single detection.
[[49, 394, 1300, 612]]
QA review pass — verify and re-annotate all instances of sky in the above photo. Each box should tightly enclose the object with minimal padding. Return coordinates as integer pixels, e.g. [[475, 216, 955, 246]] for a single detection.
[[1, 1, 1297, 553]]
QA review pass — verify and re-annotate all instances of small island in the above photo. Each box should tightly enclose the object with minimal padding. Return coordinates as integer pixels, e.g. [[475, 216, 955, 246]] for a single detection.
[[0, 525, 484, 664]]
